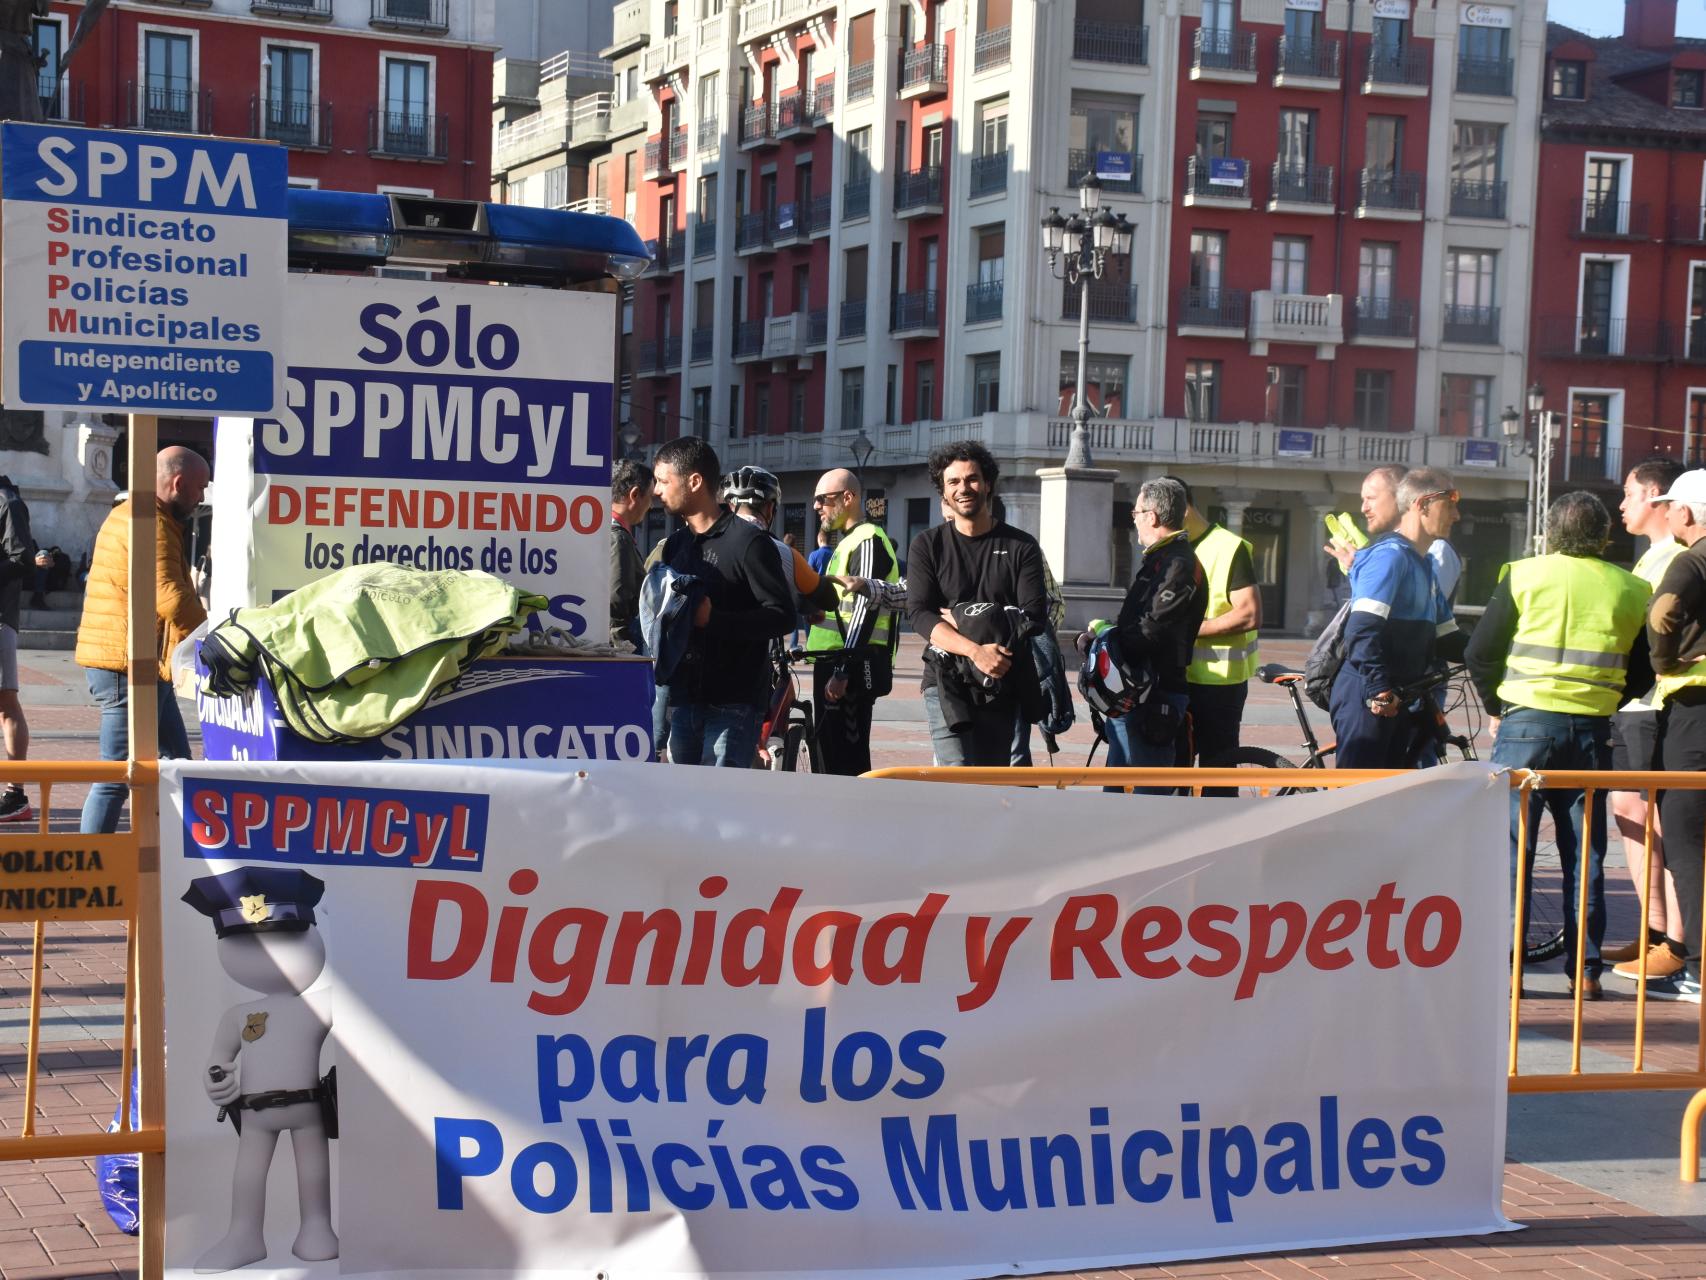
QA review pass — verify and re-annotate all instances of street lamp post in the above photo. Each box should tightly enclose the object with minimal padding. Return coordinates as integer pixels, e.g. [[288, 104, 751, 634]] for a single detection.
[[1041, 174, 1133, 470], [849, 428, 874, 523], [1500, 382, 1550, 555]]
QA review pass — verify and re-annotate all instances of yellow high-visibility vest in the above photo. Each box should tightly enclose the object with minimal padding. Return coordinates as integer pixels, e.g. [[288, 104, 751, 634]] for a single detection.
[[1186, 524, 1259, 685], [805, 522, 900, 654], [1495, 554, 1650, 717]]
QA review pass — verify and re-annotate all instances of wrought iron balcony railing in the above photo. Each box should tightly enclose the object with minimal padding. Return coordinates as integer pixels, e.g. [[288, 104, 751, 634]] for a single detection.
[[1073, 20, 1147, 65]]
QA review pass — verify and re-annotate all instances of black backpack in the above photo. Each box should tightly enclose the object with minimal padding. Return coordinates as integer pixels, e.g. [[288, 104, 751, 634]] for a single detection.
[[1302, 600, 1351, 711]]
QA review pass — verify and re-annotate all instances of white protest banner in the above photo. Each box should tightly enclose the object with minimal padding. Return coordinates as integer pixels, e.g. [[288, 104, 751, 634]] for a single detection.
[[160, 761, 1513, 1279], [0, 123, 287, 415], [207, 274, 612, 633]]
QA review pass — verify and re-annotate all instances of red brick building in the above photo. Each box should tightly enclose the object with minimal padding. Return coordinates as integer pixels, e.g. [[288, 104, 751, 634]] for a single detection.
[[1529, 0, 1706, 488]]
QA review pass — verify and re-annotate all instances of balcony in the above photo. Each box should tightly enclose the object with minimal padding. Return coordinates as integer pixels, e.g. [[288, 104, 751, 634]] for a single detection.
[[605, 0, 648, 54], [1363, 45, 1430, 95], [843, 180, 871, 221], [636, 336, 682, 376], [735, 211, 772, 254], [1063, 281, 1139, 324], [1450, 178, 1506, 220], [668, 127, 687, 167], [974, 26, 1011, 72], [769, 202, 807, 247], [696, 117, 720, 154], [1275, 37, 1341, 89], [1680, 319, 1706, 362], [1441, 304, 1500, 346], [774, 90, 812, 138], [1671, 205, 1706, 243], [1537, 315, 1670, 361], [643, 137, 668, 180], [124, 83, 213, 134], [39, 74, 83, 124], [764, 312, 805, 361], [739, 104, 774, 149], [966, 280, 1004, 325], [807, 308, 829, 349], [899, 44, 948, 99], [370, 110, 447, 159], [894, 165, 944, 217], [847, 61, 875, 103], [890, 290, 940, 338], [1349, 297, 1417, 346], [970, 154, 1007, 199], [1073, 20, 1147, 66], [694, 219, 717, 258], [839, 299, 868, 340], [250, 96, 331, 149], [1192, 29, 1257, 82], [734, 320, 766, 362], [1176, 287, 1249, 336], [648, 233, 685, 272], [370, 0, 448, 33], [566, 196, 611, 215], [1184, 155, 1251, 208], [252, 0, 332, 18], [806, 193, 833, 238], [1250, 291, 1343, 355], [1067, 149, 1141, 196], [1356, 169, 1422, 219], [690, 327, 714, 363], [1456, 55, 1513, 97], [812, 81, 835, 121], [1572, 198, 1652, 240], [1268, 162, 1334, 214]]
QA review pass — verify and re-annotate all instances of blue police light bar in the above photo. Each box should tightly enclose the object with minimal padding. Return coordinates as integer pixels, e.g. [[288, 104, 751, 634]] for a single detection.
[[285, 189, 652, 285]]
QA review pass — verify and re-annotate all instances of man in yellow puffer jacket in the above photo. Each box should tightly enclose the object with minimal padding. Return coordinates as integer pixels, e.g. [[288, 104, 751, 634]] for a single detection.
[[76, 447, 209, 833]]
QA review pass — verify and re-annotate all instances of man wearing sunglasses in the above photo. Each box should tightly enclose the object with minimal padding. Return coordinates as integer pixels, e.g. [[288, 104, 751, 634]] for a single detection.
[[1330, 467, 1466, 770]]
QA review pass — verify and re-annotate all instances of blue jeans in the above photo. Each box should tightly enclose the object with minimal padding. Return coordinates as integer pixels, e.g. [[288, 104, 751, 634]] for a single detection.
[[668, 702, 762, 767], [1491, 707, 1611, 976], [1104, 691, 1190, 795], [922, 687, 1016, 767], [80, 667, 191, 834]]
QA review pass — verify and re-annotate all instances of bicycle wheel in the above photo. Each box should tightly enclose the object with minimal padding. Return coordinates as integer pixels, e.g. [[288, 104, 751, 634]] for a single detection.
[[779, 723, 811, 773], [1199, 746, 1308, 798], [1522, 829, 1568, 965]]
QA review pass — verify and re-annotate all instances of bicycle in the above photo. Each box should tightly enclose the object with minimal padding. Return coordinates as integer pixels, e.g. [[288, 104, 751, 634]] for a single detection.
[[1209, 662, 1566, 964], [757, 643, 864, 773]]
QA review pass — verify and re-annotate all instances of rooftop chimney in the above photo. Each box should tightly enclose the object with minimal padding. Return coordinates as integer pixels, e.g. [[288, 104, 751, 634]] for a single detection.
[[1625, 0, 1679, 51]]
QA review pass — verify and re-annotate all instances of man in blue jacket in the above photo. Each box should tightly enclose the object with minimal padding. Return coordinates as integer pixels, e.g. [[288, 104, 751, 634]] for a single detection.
[[1330, 466, 1465, 768]]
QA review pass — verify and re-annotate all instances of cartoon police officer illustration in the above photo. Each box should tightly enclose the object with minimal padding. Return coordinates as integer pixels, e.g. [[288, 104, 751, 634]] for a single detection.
[[182, 867, 338, 1273]]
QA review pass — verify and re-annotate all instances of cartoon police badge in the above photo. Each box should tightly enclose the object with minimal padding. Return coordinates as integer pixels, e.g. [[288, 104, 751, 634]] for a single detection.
[[182, 866, 337, 1273]]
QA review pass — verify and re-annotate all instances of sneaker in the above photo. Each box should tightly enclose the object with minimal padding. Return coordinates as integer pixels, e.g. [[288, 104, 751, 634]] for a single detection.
[[1601, 938, 1648, 964], [1613, 944, 1685, 982], [0, 787, 32, 823], [1647, 975, 1703, 1003]]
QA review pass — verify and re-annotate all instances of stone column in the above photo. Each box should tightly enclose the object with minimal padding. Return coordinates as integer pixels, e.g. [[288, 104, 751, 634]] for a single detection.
[[1504, 510, 1529, 562], [1037, 464, 1124, 629]]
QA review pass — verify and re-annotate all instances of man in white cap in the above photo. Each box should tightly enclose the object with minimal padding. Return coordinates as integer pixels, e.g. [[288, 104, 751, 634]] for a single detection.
[[1644, 468, 1706, 1001]]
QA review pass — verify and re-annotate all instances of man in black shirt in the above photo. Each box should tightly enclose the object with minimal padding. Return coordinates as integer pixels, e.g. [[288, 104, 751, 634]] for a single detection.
[[1106, 479, 1208, 775], [906, 441, 1049, 766], [651, 437, 793, 767]]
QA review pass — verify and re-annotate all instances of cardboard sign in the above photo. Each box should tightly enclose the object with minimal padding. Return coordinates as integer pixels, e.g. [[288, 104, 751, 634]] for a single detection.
[[0, 835, 138, 921]]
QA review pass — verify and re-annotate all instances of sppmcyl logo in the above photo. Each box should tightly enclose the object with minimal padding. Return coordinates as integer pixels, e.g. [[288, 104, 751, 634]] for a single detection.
[[185, 779, 487, 873]]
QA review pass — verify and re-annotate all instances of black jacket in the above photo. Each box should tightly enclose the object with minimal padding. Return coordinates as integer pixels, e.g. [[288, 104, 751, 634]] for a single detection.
[[658, 510, 793, 708], [609, 519, 645, 648], [906, 520, 1049, 691], [1115, 530, 1208, 694]]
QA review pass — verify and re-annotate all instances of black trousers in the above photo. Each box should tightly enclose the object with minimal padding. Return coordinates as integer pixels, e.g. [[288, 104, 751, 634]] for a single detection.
[[1661, 696, 1706, 973], [813, 658, 887, 776], [1188, 680, 1248, 763]]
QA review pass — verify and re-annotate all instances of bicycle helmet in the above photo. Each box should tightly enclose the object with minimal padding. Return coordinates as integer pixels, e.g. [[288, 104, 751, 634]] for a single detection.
[[721, 465, 781, 508]]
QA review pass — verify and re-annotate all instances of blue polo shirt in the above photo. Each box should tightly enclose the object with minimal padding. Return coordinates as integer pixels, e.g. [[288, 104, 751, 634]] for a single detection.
[[1343, 533, 1456, 694]]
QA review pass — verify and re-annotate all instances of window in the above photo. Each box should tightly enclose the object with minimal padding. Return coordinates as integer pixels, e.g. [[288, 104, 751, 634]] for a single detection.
[[886, 365, 898, 423], [621, 285, 634, 335], [143, 30, 195, 131], [1190, 230, 1226, 294], [1585, 156, 1625, 232], [1453, 122, 1503, 184], [792, 263, 810, 314], [1069, 92, 1139, 180], [1277, 108, 1317, 170], [1690, 264, 1706, 357], [790, 381, 807, 431], [915, 361, 936, 421], [1446, 249, 1496, 309], [1195, 112, 1232, 160], [1271, 236, 1309, 294], [1059, 353, 1127, 417], [691, 388, 711, 439], [1372, 13, 1407, 60], [382, 56, 433, 154], [1458, 23, 1509, 67], [542, 165, 567, 209], [1283, 5, 1321, 48], [978, 98, 1008, 155], [841, 369, 865, 430], [626, 66, 640, 103], [1551, 59, 1585, 99], [1690, 393, 1706, 465], [923, 124, 944, 170], [1268, 365, 1305, 427], [846, 126, 872, 181], [699, 71, 719, 122], [1353, 370, 1393, 431], [1570, 392, 1612, 471], [1580, 258, 1619, 353], [32, 17, 63, 119], [263, 44, 315, 145], [727, 385, 740, 440], [698, 172, 717, 219], [1439, 375, 1492, 437], [976, 226, 1004, 284], [1202, 0, 1232, 36], [1365, 116, 1404, 175], [655, 396, 671, 439], [1677, 70, 1704, 109], [1358, 241, 1396, 302], [760, 271, 775, 318], [1184, 359, 1222, 422], [844, 246, 868, 301], [755, 383, 771, 435], [971, 354, 1000, 414]]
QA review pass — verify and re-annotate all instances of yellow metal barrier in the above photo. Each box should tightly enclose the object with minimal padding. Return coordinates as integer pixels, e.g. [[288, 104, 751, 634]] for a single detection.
[[866, 764, 1706, 1182]]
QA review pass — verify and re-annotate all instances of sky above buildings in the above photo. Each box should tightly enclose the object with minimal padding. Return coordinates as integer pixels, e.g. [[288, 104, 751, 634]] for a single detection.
[[1548, 0, 1706, 38]]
